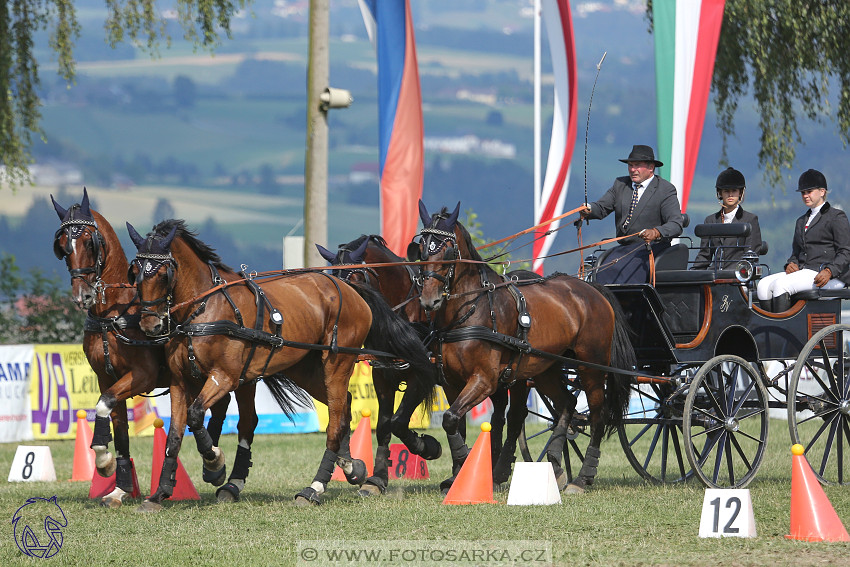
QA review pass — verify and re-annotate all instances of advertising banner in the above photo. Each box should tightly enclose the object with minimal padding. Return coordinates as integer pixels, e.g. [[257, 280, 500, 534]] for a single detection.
[[29, 344, 156, 440], [0, 344, 34, 443]]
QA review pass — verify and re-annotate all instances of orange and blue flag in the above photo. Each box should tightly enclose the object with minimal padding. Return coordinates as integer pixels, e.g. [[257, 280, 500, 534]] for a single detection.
[[359, 0, 424, 256]]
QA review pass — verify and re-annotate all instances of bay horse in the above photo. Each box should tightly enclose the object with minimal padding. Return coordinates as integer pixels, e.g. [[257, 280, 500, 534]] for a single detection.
[[318, 235, 513, 490], [51, 189, 256, 506], [127, 219, 436, 507], [413, 201, 636, 493]]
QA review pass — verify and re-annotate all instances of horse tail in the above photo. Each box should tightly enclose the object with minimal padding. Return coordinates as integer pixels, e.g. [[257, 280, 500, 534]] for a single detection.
[[348, 281, 438, 410], [590, 282, 637, 437], [263, 372, 316, 422]]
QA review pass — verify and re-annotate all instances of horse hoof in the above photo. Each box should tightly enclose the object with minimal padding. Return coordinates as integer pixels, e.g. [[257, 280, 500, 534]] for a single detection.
[[100, 496, 122, 509], [563, 483, 585, 495], [358, 483, 384, 497], [439, 477, 455, 497], [216, 482, 241, 503], [555, 471, 568, 492], [96, 456, 117, 478], [203, 464, 227, 487], [135, 500, 163, 513], [294, 487, 321, 506], [420, 435, 442, 460]]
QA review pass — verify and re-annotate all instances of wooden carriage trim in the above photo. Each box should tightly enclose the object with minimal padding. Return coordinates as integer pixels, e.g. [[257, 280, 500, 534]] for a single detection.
[[674, 285, 712, 349], [738, 286, 805, 318]]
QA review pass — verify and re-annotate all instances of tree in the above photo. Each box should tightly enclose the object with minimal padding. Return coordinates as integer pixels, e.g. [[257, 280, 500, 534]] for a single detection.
[[173, 75, 198, 109], [1, 0, 248, 189], [648, 0, 850, 186]]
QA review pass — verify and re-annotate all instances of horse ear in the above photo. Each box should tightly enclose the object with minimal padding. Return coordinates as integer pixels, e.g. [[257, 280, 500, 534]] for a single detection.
[[162, 225, 178, 248], [446, 202, 461, 228], [351, 238, 369, 262], [126, 222, 146, 250], [51, 195, 68, 220], [80, 187, 92, 218], [315, 244, 336, 263], [418, 200, 431, 227]]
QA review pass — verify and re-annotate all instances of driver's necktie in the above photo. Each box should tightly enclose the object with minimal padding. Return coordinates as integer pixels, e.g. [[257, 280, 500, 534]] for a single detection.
[[624, 183, 640, 230]]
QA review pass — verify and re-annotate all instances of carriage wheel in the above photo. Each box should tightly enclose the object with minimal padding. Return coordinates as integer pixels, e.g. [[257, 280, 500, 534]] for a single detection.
[[683, 354, 769, 488], [788, 323, 850, 485], [617, 370, 693, 484], [518, 376, 588, 483]]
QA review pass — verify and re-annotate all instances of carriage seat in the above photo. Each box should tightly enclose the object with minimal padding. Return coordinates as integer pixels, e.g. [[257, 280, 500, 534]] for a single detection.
[[792, 288, 850, 301]]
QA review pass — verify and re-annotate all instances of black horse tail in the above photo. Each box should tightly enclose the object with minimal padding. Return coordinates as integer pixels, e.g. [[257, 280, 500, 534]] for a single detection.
[[591, 282, 637, 437], [348, 281, 438, 411]]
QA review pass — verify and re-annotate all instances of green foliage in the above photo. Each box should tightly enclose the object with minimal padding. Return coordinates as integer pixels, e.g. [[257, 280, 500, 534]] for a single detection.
[[648, 0, 850, 188], [463, 209, 530, 273], [1, 0, 249, 189], [0, 253, 84, 344]]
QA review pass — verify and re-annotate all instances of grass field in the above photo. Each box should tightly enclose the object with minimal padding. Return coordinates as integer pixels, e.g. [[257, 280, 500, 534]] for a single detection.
[[1, 419, 849, 566]]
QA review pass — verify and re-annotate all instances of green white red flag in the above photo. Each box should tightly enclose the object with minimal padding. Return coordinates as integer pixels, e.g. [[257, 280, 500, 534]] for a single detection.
[[653, 0, 725, 212]]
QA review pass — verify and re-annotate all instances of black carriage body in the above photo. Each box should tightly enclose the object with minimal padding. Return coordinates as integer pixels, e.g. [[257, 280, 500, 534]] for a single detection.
[[607, 274, 843, 373]]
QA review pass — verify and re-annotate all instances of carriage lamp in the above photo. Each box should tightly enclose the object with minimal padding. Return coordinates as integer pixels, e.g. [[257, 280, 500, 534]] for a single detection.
[[583, 252, 598, 272], [735, 260, 754, 284], [742, 250, 764, 280]]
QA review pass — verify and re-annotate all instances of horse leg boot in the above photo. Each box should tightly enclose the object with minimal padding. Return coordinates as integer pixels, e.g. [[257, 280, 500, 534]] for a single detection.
[[295, 448, 337, 506], [440, 409, 471, 494], [92, 396, 117, 477], [188, 400, 226, 486], [565, 445, 601, 494], [335, 431, 368, 487], [216, 442, 252, 503], [360, 445, 391, 497], [99, 423, 136, 508]]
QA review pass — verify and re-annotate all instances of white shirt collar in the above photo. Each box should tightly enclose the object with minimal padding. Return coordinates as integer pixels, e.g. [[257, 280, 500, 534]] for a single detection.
[[722, 207, 739, 223], [633, 175, 654, 197]]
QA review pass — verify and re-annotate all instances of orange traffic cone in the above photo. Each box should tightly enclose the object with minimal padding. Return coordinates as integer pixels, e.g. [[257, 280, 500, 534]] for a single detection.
[[332, 408, 374, 481], [89, 458, 141, 499], [149, 418, 200, 500], [786, 444, 850, 541], [443, 422, 497, 505], [71, 410, 96, 481]]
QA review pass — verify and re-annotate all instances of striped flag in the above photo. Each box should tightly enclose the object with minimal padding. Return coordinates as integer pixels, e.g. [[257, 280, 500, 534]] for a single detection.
[[653, 0, 726, 212], [358, 0, 424, 256], [533, 0, 578, 275]]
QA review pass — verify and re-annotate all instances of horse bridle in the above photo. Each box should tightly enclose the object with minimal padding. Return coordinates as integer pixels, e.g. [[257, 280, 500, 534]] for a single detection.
[[130, 251, 176, 337], [53, 218, 107, 303], [416, 227, 460, 299]]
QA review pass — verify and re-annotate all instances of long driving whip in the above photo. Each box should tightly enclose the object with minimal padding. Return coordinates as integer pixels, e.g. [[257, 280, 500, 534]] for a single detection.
[[583, 51, 607, 212]]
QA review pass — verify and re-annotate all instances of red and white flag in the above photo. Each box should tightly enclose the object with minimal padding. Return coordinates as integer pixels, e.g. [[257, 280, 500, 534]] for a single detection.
[[533, 0, 578, 275]]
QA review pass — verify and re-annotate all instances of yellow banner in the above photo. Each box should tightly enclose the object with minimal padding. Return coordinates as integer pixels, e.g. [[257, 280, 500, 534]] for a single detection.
[[30, 344, 155, 440], [314, 361, 432, 432]]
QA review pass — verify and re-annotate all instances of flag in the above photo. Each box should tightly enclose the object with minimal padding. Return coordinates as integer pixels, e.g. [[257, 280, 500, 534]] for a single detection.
[[654, 0, 726, 212], [533, 0, 578, 275], [358, 0, 424, 256]]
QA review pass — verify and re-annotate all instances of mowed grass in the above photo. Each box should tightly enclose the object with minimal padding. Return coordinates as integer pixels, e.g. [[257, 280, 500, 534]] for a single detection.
[[1, 420, 849, 566]]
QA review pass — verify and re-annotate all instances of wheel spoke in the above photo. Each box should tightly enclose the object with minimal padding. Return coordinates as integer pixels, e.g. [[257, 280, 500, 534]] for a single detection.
[[725, 436, 736, 485], [817, 415, 840, 478], [712, 432, 728, 482], [817, 337, 841, 397], [669, 425, 688, 479], [729, 431, 756, 470]]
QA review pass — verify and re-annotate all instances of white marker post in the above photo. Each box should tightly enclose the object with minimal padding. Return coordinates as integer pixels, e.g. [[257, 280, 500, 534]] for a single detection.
[[8, 446, 57, 482], [698, 488, 757, 538]]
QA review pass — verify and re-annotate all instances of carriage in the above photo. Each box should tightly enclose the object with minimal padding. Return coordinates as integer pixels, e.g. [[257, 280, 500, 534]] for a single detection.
[[521, 220, 850, 489]]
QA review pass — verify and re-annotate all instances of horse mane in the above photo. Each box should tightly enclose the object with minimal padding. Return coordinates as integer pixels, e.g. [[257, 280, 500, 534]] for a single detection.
[[151, 219, 232, 271]]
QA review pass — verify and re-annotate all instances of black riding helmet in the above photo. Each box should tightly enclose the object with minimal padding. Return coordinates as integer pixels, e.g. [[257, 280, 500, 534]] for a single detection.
[[715, 166, 746, 201]]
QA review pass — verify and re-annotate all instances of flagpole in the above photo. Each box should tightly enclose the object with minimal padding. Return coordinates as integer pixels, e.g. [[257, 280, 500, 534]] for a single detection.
[[533, 0, 542, 227]]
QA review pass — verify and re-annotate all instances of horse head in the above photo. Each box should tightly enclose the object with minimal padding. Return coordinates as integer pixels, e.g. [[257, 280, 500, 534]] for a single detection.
[[317, 236, 372, 285], [51, 187, 107, 308], [415, 200, 463, 312], [127, 221, 179, 337]]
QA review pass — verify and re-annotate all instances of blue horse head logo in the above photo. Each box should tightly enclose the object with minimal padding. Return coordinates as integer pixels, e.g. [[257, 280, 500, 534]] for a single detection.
[[11, 496, 68, 558]]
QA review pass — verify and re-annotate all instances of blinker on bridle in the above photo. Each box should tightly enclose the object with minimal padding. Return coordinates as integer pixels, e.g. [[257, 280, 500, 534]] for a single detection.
[[416, 227, 460, 295], [132, 251, 177, 337], [54, 218, 108, 302]]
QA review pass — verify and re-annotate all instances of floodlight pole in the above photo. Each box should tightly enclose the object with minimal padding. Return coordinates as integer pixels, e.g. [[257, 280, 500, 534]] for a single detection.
[[304, 0, 330, 269]]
